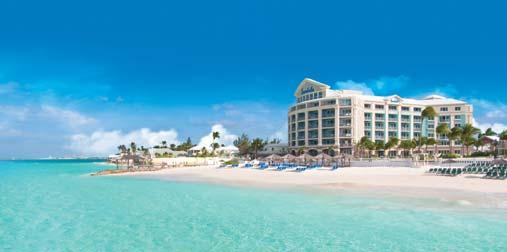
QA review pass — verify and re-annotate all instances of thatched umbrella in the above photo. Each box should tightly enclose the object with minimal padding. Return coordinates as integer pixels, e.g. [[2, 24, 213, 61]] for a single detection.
[[282, 154, 296, 162], [264, 154, 283, 162], [315, 153, 332, 165], [491, 159, 507, 165], [295, 154, 314, 164]]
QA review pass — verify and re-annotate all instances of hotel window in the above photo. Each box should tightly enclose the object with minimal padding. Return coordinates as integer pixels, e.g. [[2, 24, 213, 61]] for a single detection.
[[388, 131, 397, 137], [339, 98, 352, 106], [322, 99, 336, 105], [388, 122, 397, 129], [455, 106, 461, 111], [297, 131, 305, 139], [401, 132, 410, 139], [339, 108, 351, 116], [414, 132, 421, 138], [308, 140, 318, 146], [375, 113, 385, 121], [364, 112, 372, 120], [291, 115, 296, 122], [364, 131, 371, 137], [414, 123, 421, 130], [401, 106, 410, 111], [364, 121, 372, 128], [322, 108, 335, 118], [401, 123, 410, 131], [297, 113, 305, 121], [298, 140, 305, 146], [388, 114, 398, 121], [439, 115, 450, 122], [291, 141, 296, 146], [297, 122, 305, 130], [291, 123, 296, 131], [322, 118, 335, 128], [440, 107, 448, 112], [322, 129, 335, 138], [308, 130, 318, 139], [389, 105, 397, 110], [364, 104, 371, 109], [413, 107, 422, 112], [375, 131, 384, 139], [308, 120, 318, 129], [318, 92, 323, 98], [401, 115, 410, 122], [322, 139, 335, 145], [375, 122, 385, 129], [375, 104, 384, 110], [291, 132, 296, 139], [308, 110, 318, 119]]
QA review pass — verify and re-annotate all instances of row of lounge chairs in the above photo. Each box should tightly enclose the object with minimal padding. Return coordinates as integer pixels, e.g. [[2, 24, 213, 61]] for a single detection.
[[221, 162, 341, 172], [427, 163, 507, 179]]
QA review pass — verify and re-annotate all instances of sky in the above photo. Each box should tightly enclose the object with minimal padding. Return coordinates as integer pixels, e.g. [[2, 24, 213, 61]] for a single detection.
[[0, 0, 506, 159]]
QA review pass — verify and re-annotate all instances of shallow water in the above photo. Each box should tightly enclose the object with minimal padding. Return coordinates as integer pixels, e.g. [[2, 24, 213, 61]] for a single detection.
[[1, 160, 506, 251]]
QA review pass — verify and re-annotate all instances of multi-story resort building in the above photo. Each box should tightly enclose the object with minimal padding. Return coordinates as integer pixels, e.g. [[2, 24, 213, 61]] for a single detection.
[[288, 78, 474, 157]]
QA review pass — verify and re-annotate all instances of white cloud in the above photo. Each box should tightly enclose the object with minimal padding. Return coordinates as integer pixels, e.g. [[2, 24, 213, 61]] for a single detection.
[[196, 124, 237, 148], [335, 76, 409, 96], [67, 128, 180, 156], [269, 123, 288, 142], [470, 99, 507, 119], [473, 118, 507, 134], [0, 105, 29, 121], [41, 105, 97, 128], [335, 80, 374, 95]]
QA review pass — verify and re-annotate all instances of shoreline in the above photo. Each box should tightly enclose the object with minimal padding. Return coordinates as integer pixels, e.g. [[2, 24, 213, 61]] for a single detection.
[[109, 165, 507, 209]]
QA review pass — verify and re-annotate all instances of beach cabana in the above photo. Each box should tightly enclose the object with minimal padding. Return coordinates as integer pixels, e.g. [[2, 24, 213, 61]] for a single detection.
[[315, 153, 332, 165], [295, 154, 314, 164], [264, 154, 283, 162], [282, 154, 296, 162]]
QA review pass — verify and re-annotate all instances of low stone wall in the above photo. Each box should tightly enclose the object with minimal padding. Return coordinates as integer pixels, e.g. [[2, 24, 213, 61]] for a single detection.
[[350, 159, 414, 168], [152, 157, 224, 167]]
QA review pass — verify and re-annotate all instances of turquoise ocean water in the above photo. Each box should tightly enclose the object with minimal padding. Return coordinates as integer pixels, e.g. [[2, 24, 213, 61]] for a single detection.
[[1, 160, 506, 251]]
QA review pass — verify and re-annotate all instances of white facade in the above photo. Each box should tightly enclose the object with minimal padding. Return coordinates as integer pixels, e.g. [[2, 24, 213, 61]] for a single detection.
[[288, 78, 474, 156], [258, 143, 289, 156]]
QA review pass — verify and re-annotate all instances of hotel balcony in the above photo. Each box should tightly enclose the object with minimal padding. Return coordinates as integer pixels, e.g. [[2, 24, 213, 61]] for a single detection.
[[388, 118, 398, 122], [375, 117, 385, 121], [401, 127, 410, 131], [388, 127, 397, 131]]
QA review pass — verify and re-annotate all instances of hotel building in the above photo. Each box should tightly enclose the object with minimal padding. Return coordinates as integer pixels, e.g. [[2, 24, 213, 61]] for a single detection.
[[288, 78, 474, 156]]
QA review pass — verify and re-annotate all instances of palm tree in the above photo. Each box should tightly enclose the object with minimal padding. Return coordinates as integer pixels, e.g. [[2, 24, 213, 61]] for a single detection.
[[250, 138, 266, 159], [210, 142, 220, 155], [399, 140, 415, 157], [421, 106, 437, 120], [500, 130, 507, 140], [375, 140, 385, 157], [448, 126, 462, 155], [460, 123, 480, 155], [436, 123, 450, 155], [212, 131, 220, 142], [385, 137, 399, 158], [484, 128, 497, 136], [359, 136, 374, 158], [414, 136, 427, 154], [161, 141, 167, 148], [297, 147, 305, 155], [233, 133, 250, 157], [426, 138, 437, 155]]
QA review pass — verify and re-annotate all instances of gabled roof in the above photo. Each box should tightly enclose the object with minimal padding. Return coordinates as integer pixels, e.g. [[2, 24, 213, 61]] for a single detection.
[[294, 78, 330, 96]]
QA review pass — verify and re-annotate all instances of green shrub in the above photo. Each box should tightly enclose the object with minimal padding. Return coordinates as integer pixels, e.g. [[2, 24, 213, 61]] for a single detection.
[[223, 159, 239, 165], [441, 153, 459, 159]]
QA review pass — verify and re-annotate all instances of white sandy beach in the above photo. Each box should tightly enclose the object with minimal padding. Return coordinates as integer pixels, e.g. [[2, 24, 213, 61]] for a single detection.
[[116, 165, 507, 208]]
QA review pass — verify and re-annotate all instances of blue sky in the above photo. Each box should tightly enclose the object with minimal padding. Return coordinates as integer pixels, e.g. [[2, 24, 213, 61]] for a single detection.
[[1, 0, 506, 158]]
